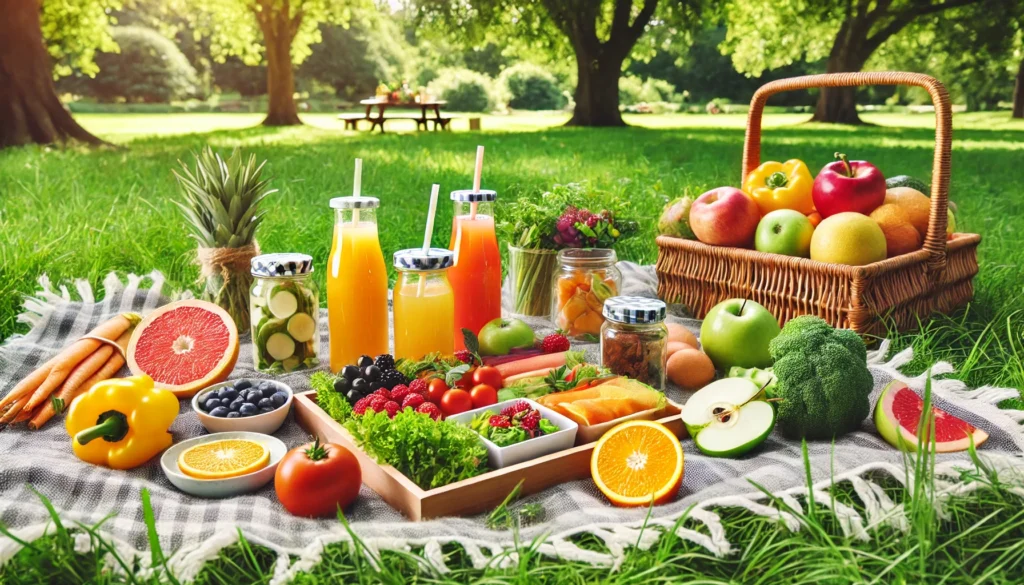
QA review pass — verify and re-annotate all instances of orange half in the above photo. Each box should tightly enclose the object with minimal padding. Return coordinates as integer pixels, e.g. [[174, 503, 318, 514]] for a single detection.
[[590, 420, 683, 507], [177, 439, 269, 480]]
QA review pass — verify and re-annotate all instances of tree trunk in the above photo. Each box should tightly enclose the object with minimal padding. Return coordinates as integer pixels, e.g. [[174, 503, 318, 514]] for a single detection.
[[260, 13, 301, 126], [811, 50, 867, 125], [0, 0, 105, 148], [567, 50, 625, 127], [1013, 57, 1024, 119]]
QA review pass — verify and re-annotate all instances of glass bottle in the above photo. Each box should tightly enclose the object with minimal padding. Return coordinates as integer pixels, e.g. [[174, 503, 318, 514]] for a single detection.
[[448, 190, 502, 350]]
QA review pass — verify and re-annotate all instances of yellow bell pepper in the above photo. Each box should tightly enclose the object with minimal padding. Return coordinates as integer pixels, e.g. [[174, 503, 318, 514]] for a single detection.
[[65, 375, 178, 470], [743, 159, 815, 215]]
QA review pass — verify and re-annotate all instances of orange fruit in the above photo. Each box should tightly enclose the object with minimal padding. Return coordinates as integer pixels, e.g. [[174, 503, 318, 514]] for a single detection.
[[178, 439, 270, 480], [810, 212, 887, 266], [869, 204, 922, 257], [884, 187, 931, 236], [591, 420, 684, 507]]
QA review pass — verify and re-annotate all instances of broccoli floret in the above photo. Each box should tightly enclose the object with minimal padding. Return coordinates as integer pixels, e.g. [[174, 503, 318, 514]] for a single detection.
[[768, 316, 873, 439]]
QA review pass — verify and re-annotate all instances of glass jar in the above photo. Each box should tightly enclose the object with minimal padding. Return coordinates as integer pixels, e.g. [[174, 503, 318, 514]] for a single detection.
[[250, 253, 321, 373], [448, 190, 502, 349], [552, 248, 621, 339], [600, 296, 668, 390], [393, 248, 455, 360]]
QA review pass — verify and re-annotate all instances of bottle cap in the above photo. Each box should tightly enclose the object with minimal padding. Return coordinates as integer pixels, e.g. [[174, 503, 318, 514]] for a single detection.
[[251, 253, 314, 277], [602, 296, 667, 324], [450, 189, 497, 202], [393, 248, 455, 271], [330, 196, 380, 209]]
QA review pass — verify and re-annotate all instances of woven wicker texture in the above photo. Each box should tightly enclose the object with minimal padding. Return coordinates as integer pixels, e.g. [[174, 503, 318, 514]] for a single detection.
[[656, 72, 981, 336]]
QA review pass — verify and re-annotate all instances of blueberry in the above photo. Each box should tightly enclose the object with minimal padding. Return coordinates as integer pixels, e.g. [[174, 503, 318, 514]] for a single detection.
[[206, 390, 221, 401], [261, 386, 277, 399], [245, 389, 262, 402], [229, 398, 244, 412], [220, 388, 238, 402], [363, 365, 381, 382], [258, 397, 273, 409], [240, 403, 257, 417], [341, 365, 361, 381], [351, 378, 368, 393], [333, 377, 350, 393], [197, 397, 210, 411], [271, 392, 288, 407], [357, 355, 374, 368], [235, 380, 252, 391], [226, 411, 241, 418], [203, 398, 221, 410], [345, 388, 362, 405], [259, 406, 275, 414], [210, 406, 229, 418]]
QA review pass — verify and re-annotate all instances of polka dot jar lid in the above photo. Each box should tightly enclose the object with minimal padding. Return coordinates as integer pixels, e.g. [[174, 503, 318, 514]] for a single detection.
[[602, 296, 667, 324]]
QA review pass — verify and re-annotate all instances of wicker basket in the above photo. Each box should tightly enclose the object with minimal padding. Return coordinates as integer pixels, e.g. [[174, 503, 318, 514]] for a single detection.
[[656, 72, 980, 337]]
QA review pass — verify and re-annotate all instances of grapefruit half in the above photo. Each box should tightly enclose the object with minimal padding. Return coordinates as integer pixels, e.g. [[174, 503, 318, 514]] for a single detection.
[[875, 380, 988, 453], [127, 300, 239, 398]]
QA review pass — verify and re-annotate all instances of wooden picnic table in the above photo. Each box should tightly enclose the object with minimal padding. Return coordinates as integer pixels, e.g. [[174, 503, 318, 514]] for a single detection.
[[339, 99, 451, 133]]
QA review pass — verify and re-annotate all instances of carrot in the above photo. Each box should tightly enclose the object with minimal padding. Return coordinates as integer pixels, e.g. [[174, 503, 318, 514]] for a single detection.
[[503, 367, 561, 385], [0, 395, 29, 424], [494, 352, 567, 379], [22, 313, 139, 413], [28, 329, 132, 430], [0, 355, 58, 410]]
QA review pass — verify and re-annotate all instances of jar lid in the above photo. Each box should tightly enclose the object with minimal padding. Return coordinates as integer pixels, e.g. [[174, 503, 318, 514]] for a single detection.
[[251, 253, 314, 277], [602, 296, 667, 324], [450, 189, 496, 202], [393, 248, 454, 271], [330, 196, 380, 209]]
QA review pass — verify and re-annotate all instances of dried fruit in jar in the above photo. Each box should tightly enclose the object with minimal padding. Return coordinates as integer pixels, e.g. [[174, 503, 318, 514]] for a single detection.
[[555, 272, 617, 337]]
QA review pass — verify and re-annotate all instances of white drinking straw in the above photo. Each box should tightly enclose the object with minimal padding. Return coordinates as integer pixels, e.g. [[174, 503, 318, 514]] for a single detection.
[[470, 145, 484, 219], [352, 158, 362, 224], [418, 183, 441, 297]]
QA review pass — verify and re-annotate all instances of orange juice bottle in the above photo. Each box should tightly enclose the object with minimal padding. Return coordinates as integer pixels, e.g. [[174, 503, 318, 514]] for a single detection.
[[327, 196, 389, 371], [392, 248, 455, 360], [448, 190, 502, 350]]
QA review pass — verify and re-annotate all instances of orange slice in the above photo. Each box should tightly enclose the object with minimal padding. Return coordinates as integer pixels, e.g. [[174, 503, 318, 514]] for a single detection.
[[177, 439, 269, 480], [591, 420, 683, 507]]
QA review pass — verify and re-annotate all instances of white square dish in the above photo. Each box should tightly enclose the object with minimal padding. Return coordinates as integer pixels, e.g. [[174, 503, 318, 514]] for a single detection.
[[447, 399, 578, 469]]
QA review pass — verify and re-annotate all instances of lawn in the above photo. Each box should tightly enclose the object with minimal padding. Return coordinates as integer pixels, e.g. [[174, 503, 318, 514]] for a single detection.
[[1, 110, 1023, 583]]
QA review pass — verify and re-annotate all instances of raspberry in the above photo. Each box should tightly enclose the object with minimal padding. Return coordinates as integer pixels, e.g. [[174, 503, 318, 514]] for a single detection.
[[416, 402, 443, 420], [383, 400, 401, 418], [540, 333, 570, 354], [586, 215, 599, 228], [402, 393, 425, 409], [366, 394, 387, 412], [519, 409, 541, 430], [408, 378, 428, 396], [501, 401, 532, 418], [488, 415, 511, 428], [389, 384, 410, 403], [372, 388, 391, 401], [454, 349, 474, 364], [352, 396, 372, 415]]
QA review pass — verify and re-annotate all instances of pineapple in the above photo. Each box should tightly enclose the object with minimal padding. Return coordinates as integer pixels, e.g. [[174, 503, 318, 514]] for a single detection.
[[173, 147, 276, 332]]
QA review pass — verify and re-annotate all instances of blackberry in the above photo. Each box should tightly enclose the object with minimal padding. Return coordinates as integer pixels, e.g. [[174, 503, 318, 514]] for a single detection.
[[374, 354, 396, 371], [378, 368, 407, 390]]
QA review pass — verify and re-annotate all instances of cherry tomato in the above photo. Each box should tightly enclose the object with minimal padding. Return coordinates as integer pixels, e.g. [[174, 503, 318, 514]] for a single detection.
[[427, 378, 449, 403], [440, 389, 473, 416], [454, 368, 474, 389], [470, 384, 497, 409], [275, 439, 361, 518], [471, 365, 504, 390]]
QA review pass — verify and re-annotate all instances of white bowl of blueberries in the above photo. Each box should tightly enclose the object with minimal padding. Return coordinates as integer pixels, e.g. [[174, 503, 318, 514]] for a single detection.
[[192, 379, 292, 435]]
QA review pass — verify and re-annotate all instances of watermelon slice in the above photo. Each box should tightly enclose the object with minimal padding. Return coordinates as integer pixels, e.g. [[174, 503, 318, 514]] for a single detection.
[[874, 380, 988, 453], [127, 300, 239, 398]]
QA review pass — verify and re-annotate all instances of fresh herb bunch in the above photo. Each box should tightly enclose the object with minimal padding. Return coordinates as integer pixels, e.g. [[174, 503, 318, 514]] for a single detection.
[[345, 409, 488, 490], [499, 183, 638, 250], [395, 353, 464, 381]]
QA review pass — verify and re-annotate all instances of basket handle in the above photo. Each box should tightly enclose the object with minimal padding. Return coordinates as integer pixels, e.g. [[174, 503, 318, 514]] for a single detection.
[[743, 72, 951, 273]]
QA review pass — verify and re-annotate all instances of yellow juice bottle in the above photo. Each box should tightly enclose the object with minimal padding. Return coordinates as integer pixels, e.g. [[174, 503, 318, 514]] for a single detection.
[[327, 197, 389, 372], [392, 248, 455, 360]]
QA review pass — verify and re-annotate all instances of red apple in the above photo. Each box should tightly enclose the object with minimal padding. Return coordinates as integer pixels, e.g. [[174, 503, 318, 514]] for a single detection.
[[812, 152, 886, 218], [690, 187, 761, 247]]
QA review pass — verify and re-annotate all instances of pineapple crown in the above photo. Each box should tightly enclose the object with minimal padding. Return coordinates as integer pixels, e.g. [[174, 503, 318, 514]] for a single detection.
[[173, 147, 277, 248]]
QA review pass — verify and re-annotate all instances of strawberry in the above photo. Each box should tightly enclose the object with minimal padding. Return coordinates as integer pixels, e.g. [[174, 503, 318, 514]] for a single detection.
[[366, 394, 388, 412], [383, 400, 401, 418], [408, 378, 428, 396], [488, 415, 512, 428], [519, 409, 541, 430], [501, 401, 532, 418], [454, 349, 475, 364], [540, 333, 570, 354], [372, 388, 392, 401], [416, 402, 442, 421], [389, 384, 410, 403], [352, 396, 372, 415], [402, 393, 425, 409]]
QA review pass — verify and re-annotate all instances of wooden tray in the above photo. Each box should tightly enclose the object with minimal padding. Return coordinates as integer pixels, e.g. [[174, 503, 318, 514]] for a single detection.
[[293, 391, 686, 520]]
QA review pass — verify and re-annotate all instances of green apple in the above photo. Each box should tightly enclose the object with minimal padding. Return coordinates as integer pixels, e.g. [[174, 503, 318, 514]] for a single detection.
[[699, 299, 781, 370], [477, 318, 535, 356], [755, 209, 814, 257], [682, 378, 776, 458]]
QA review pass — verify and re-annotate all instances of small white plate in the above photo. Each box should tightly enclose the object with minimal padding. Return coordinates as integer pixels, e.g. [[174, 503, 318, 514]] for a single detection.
[[161, 432, 287, 498], [447, 399, 578, 468], [192, 380, 292, 435]]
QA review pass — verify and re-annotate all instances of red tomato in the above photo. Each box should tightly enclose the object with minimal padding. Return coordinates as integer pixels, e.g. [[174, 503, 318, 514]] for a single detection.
[[454, 368, 474, 389], [427, 378, 449, 403], [275, 439, 361, 518], [440, 389, 473, 416], [471, 366, 504, 390], [470, 384, 497, 408]]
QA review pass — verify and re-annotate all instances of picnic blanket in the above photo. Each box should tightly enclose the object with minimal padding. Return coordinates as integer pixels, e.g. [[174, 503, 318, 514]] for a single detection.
[[2, 265, 1023, 583]]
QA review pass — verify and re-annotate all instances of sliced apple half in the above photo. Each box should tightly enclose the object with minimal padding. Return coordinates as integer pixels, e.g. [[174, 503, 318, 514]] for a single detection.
[[681, 378, 776, 458]]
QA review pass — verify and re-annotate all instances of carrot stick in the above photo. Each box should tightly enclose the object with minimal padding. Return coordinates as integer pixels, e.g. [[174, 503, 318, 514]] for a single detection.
[[0, 355, 58, 410], [494, 352, 567, 379], [23, 313, 139, 412], [28, 329, 132, 430], [0, 395, 29, 424]]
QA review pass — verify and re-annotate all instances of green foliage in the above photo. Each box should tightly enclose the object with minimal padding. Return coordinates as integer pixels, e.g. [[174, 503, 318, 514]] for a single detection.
[[769, 316, 873, 440], [58, 26, 199, 103], [299, 15, 411, 100], [427, 68, 503, 112], [213, 58, 267, 97], [41, 0, 122, 78], [498, 63, 566, 110], [312, 372, 352, 423]]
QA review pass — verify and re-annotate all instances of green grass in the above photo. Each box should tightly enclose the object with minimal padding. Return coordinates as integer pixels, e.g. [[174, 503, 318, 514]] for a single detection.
[[1, 110, 1023, 582]]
